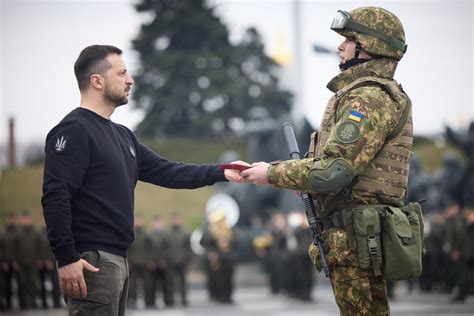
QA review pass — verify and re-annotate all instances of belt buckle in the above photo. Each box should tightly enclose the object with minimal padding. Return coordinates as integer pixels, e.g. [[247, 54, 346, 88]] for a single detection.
[[368, 237, 378, 255]]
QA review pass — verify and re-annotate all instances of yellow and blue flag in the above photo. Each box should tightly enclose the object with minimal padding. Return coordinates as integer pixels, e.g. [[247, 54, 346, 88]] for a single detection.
[[348, 111, 364, 122]]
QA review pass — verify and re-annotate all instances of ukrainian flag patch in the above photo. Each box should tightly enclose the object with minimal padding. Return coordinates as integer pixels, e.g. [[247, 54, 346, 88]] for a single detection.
[[348, 111, 364, 122]]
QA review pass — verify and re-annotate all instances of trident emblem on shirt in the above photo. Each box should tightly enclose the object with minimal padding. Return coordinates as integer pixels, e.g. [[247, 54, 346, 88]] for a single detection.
[[55, 136, 67, 153]]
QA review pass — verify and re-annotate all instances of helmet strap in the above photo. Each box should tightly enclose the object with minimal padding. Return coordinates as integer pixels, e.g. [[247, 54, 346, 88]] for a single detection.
[[339, 42, 370, 71]]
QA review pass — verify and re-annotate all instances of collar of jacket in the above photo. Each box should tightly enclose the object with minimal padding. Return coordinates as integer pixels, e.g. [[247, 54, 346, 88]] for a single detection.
[[327, 58, 398, 93]]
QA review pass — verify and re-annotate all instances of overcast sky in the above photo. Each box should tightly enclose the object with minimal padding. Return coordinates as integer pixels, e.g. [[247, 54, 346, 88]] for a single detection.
[[1, 0, 473, 145]]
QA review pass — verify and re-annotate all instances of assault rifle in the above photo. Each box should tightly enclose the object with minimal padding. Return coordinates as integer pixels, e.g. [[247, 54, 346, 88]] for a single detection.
[[282, 123, 330, 278]]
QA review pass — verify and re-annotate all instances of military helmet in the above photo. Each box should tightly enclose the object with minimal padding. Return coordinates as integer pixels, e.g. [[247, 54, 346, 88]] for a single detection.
[[331, 7, 407, 60]]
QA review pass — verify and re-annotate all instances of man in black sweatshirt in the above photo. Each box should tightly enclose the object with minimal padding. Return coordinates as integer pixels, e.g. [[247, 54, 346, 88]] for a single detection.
[[41, 45, 245, 316]]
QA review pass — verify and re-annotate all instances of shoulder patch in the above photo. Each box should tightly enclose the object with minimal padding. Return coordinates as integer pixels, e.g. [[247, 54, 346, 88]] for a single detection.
[[335, 121, 360, 144], [54, 135, 68, 153]]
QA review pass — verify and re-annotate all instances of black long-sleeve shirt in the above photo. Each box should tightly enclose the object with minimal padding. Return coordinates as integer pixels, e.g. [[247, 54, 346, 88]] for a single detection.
[[42, 108, 226, 267]]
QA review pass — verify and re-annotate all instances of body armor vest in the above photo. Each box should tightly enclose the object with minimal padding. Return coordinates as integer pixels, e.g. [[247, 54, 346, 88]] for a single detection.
[[309, 76, 413, 207]]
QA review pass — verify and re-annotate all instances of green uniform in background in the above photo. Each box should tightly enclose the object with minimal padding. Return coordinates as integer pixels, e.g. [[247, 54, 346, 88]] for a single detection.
[[15, 218, 40, 309], [128, 225, 155, 308], [150, 220, 173, 306], [1, 217, 18, 310], [37, 227, 62, 308], [166, 223, 192, 306], [0, 232, 5, 310]]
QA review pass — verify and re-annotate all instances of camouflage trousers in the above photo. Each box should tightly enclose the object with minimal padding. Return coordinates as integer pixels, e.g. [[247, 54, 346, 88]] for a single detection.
[[309, 228, 389, 316]]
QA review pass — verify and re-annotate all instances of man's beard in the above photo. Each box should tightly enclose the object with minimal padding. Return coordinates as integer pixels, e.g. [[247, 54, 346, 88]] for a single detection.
[[104, 86, 129, 107]]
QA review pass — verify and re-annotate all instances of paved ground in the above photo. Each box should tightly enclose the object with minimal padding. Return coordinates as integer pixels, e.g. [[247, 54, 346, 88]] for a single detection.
[[2, 263, 474, 316]]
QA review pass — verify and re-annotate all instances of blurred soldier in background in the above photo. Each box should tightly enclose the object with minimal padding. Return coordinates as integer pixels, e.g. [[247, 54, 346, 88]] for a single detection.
[[430, 210, 450, 292], [166, 212, 192, 306], [446, 202, 466, 301], [281, 214, 299, 298], [1, 211, 18, 310], [0, 225, 4, 310], [150, 215, 172, 307], [267, 212, 288, 295], [445, 121, 474, 301], [16, 211, 39, 309], [128, 215, 155, 308], [37, 219, 62, 309], [446, 123, 474, 208], [201, 211, 236, 303], [433, 154, 464, 210], [405, 155, 430, 206], [252, 229, 274, 293], [451, 204, 474, 302], [251, 211, 285, 295], [292, 212, 315, 302]]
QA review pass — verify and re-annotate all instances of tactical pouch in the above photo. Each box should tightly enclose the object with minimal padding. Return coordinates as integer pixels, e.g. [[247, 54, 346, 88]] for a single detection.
[[380, 202, 424, 281], [352, 206, 382, 276]]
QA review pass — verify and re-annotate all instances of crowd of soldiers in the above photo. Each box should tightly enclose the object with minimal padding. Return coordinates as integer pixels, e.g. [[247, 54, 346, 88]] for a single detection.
[[0, 211, 193, 312], [0, 211, 61, 311], [0, 206, 314, 311], [397, 123, 474, 302], [252, 211, 314, 302], [198, 208, 315, 304], [127, 212, 192, 309]]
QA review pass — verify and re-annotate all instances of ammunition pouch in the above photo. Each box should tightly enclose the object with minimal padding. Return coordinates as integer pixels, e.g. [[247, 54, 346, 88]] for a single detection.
[[379, 202, 424, 281], [352, 206, 383, 276], [343, 202, 424, 280]]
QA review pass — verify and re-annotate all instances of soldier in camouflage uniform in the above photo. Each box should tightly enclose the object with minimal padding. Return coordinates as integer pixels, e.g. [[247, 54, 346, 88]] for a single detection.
[[242, 7, 411, 315], [1, 212, 19, 310]]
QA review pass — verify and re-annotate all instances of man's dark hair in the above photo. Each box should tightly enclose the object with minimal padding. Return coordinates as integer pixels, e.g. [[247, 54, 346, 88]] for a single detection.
[[74, 45, 122, 91]]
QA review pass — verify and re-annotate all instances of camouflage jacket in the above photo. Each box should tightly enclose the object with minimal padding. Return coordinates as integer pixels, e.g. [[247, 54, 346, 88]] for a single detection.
[[268, 58, 412, 217]]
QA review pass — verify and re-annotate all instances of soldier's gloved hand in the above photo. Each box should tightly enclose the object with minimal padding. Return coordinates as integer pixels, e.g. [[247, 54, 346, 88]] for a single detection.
[[59, 259, 99, 299]]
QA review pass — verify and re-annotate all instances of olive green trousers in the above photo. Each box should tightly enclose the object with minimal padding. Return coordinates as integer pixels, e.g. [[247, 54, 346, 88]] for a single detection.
[[65, 250, 129, 316]]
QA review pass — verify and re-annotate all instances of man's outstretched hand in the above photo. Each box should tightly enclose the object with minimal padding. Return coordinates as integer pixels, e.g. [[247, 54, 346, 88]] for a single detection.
[[224, 160, 251, 183], [240, 162, 270, 185]]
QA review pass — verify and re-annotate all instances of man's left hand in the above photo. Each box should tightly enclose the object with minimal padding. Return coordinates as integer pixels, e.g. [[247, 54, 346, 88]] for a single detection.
[[224, 160, 251, 183]]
